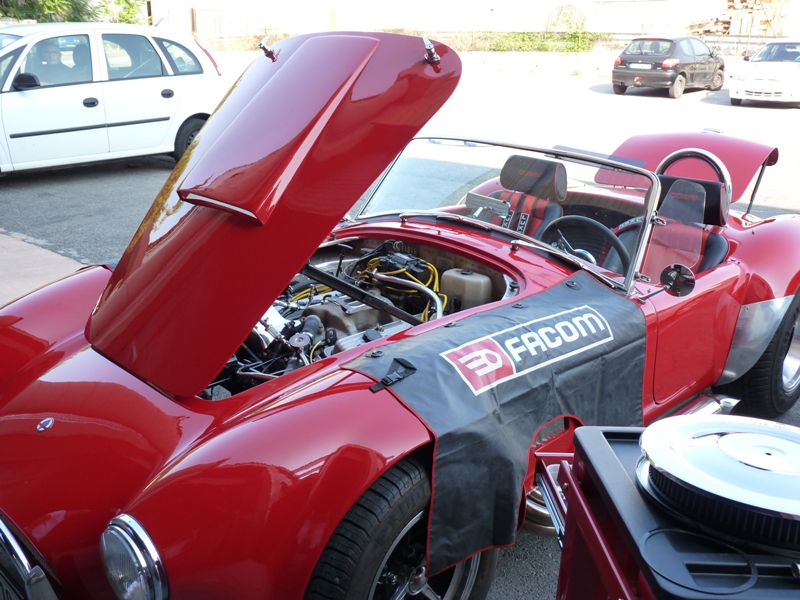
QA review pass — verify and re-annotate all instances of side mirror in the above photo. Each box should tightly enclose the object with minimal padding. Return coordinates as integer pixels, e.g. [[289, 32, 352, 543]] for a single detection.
[[660, 264, 695, 297], [743, 55, 751, 62], [12, 72, 40, 90], [637, 264, 696, 302]]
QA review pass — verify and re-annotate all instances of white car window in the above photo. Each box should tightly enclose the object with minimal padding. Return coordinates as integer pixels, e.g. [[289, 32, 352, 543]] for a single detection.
[[0, 48, 22, 88], [20, 35, 92, 87], [752, 43, 800, 62], [103, 34, 165, 80], [155, 37, 203, 75]]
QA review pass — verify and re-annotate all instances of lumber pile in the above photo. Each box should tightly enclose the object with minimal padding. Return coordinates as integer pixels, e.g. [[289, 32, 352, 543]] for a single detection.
[[687, 0, 783, 37]]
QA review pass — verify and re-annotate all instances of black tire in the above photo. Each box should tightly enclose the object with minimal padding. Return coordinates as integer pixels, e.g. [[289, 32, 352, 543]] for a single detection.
[[304, 456, 499, 600], [612, 83, 627, 95], [173, 117, 206, 161], [717, 293, 800, 417], [668, 74, 686, 99], [730, 97, 743, 106], [709, 70, 724, 91]]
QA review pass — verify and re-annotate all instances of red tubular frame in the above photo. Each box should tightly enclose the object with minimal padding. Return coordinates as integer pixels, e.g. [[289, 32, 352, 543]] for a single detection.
[[536, 454, 657, 600]]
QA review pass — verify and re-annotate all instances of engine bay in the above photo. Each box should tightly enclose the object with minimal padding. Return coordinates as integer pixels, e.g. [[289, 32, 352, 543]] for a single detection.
[[203, 238, 517, 398]]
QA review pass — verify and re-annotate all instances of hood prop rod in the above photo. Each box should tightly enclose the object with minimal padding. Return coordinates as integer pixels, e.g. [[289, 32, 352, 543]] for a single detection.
[[301, 263, 423, 326], [744, 159, 768, 216]]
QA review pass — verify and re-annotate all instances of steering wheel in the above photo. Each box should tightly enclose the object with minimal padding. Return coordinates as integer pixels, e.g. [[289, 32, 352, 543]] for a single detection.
[[539, 215, 632, 274]]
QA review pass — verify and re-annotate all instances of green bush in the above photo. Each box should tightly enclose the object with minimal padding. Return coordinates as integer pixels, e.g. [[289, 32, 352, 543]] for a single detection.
[[1, 0, 99, 21], [0, 0, 145, 23]]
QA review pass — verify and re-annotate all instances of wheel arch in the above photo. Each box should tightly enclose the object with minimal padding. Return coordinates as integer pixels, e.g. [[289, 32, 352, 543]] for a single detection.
[[180, 111, 211, 125], [173, 113, 209, 143], [730, 215, 800, 303], [716, 215, 800, 385], [122, 376, 433, 599]]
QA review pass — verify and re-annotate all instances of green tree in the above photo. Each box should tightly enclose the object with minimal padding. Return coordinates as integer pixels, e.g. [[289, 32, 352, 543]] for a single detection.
[[0, 0, 144, 23], [0, 0, 99, 21], [99, 0, 144, 24]]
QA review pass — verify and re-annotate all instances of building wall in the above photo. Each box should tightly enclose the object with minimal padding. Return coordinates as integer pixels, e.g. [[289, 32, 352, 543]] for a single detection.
[[152, 0, 790, 41]]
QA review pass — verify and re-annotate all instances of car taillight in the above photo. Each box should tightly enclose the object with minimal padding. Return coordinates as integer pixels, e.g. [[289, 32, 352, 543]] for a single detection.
[[614, 56, 621, 66], [195, 39, 222, 76], [661, 58, 680, 69]]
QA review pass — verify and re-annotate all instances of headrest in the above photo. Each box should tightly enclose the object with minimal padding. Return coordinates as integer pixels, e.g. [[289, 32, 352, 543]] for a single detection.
[[658, 179, 706, 224], [73, 44, 90, 65], [657, 174, 728, 226], [500, 156, 567, 202]]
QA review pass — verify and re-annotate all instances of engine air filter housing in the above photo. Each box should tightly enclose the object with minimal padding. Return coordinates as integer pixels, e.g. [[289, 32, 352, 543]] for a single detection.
[[636, 415, 800, 555]]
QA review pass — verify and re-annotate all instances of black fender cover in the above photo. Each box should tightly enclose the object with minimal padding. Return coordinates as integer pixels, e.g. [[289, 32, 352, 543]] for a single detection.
[[347, 271, 646, 573]]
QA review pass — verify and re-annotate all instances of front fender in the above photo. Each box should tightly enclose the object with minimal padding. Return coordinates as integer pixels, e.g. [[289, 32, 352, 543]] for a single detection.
[[123, 369, 431, 600]]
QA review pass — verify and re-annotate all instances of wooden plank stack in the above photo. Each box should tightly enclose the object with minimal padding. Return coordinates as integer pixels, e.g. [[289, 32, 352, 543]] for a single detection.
[[687, 0, 784, 37]]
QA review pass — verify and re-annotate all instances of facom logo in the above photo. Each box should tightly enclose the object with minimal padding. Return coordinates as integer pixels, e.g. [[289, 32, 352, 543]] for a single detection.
[[441, 306, 613, 395]]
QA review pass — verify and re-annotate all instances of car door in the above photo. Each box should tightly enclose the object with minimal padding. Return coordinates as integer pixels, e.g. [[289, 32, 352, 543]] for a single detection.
[[689, 38, 715, 85], [677, 38, 698, 84], [100, 33, 180, 152], [637, 181, 740, 403], [1, 33, 108, 167]]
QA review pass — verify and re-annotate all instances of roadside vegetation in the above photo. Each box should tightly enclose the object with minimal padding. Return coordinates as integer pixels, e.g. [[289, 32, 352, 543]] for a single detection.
[[382, 29, 608, 53], [0, 0, 143, 24], [203, 28, 610, 54]]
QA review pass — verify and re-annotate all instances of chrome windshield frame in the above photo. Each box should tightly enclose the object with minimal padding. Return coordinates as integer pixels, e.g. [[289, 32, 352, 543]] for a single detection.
[[353, 136, 662, 296]]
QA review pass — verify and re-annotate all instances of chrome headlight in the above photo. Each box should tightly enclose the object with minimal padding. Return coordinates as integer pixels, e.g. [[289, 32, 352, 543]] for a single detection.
[[101, 514, 168, 600]]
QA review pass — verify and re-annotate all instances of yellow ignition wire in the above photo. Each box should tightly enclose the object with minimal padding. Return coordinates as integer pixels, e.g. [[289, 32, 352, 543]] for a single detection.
[[292, 285, 332, 302], [438, 293, 448, 311]]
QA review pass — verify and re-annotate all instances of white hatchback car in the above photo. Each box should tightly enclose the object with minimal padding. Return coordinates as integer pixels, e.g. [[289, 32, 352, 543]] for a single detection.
[[729, 40, 800, 106], [0, 22, 228, 172]]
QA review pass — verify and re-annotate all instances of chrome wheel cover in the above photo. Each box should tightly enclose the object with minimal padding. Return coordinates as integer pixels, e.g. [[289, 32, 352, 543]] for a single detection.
[[782, 315, 800, 395]]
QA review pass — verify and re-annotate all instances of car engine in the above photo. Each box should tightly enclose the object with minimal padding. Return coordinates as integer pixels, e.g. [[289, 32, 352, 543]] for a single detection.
[[203, 238, 516, 398]]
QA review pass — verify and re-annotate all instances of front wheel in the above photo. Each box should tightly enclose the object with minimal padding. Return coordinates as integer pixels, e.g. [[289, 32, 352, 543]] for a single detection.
[[612, 83, 627, 95], [730, 97, 743, 106], [669, 74, 686, 99], [173, 117, 206, 161], [709, 70, 724, 90], [717, 293, 800, 417], [304, 456, 498, 600]]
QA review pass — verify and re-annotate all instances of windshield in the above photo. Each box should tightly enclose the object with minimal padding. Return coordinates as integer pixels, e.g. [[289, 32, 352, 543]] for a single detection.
[[0, 34, 21, 50], [355, 138, 655, 284], [751, 42, 800, 62], [623, 39, 673, 56]]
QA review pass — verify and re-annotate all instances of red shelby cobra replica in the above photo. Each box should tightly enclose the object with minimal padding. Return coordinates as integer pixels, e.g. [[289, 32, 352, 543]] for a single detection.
[[1, 31, 799, 600]]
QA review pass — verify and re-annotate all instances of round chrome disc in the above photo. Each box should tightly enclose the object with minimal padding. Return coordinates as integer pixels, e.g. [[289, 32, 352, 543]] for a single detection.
[[782, 314, 800, 395], [369, 510, 480, 600], [638, 415, 800, 518]]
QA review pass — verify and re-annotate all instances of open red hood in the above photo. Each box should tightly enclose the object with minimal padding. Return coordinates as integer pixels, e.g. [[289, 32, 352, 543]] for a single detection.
[[599, 132, 778, 204], [87, 32, 461, 397]]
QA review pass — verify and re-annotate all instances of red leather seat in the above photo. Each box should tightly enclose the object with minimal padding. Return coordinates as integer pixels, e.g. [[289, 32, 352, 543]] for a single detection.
[[494, 155, 566, 240]]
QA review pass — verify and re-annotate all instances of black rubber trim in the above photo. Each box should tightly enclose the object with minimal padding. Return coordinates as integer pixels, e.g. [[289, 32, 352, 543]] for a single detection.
[[10, 123, 106, 139], [10, 117, 170, 139], [107, 117, 170, 128]]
